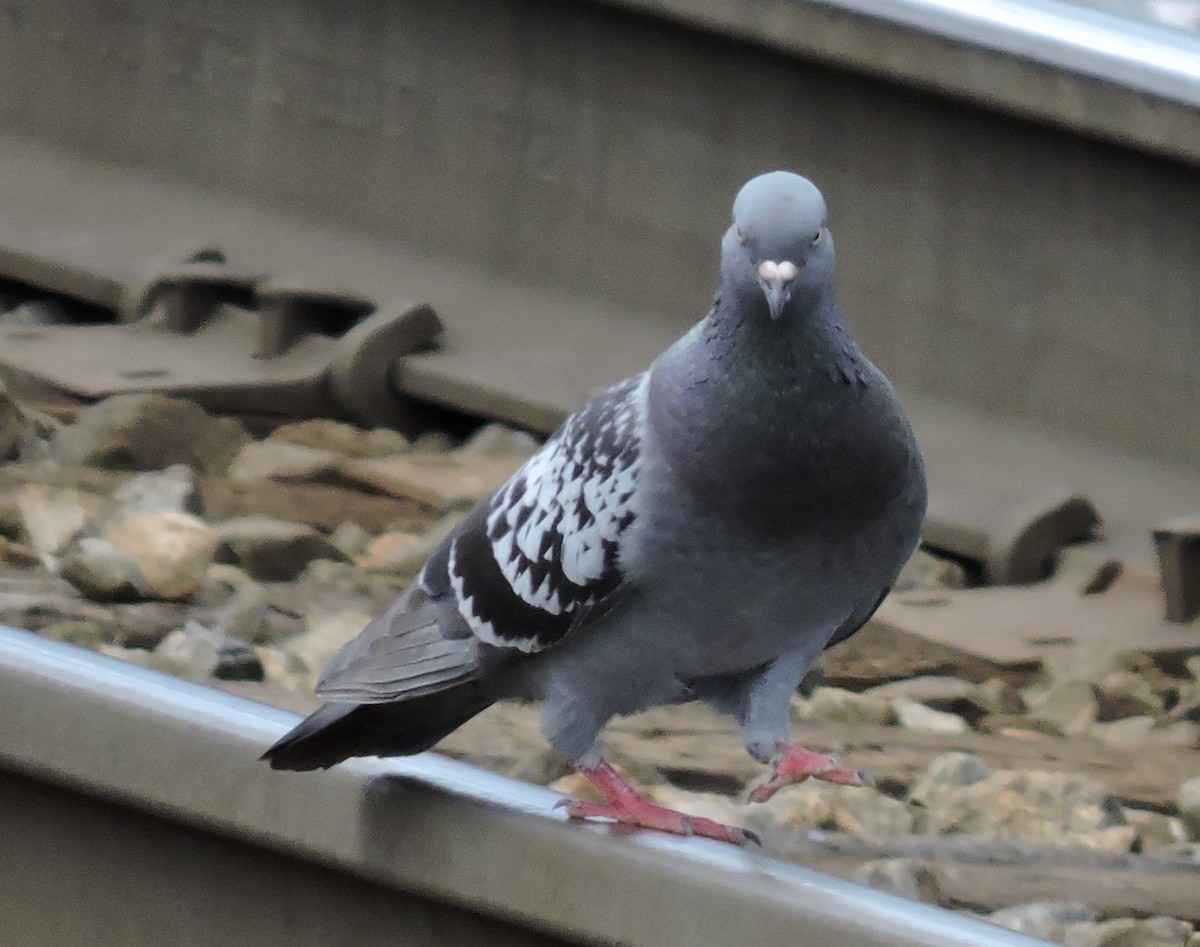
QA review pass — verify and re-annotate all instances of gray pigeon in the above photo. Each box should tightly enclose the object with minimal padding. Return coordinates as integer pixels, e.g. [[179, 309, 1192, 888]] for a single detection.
[[264, 171, 927, 845]]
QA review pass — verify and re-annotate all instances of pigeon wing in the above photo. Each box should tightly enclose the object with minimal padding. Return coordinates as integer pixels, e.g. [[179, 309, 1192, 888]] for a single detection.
[[314, 373, 646, 702], [434, 372, 646, 653]]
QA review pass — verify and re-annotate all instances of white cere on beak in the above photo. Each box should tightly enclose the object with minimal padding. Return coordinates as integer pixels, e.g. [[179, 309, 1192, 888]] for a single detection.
[[757, 260, 798, 282], [757, 260, 799, 320]]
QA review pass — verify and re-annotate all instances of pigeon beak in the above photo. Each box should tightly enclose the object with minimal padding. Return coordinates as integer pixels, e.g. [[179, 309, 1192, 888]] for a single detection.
[[757, 260, 798, 320]]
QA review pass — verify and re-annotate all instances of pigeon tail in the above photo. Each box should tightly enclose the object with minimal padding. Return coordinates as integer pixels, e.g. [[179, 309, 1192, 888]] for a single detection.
[[262, 686, 494, 771]]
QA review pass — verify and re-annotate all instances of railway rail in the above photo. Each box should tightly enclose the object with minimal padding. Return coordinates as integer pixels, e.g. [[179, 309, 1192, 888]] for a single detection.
[[1, 0, 1198, 943], [0, 624, 1050, 947]]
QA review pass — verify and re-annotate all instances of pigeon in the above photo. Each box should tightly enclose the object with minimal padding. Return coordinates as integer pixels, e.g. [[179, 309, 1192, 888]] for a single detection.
[[263, 171, 928, 845]]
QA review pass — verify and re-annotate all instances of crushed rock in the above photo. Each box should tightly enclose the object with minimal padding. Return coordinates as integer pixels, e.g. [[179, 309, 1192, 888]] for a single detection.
[[51, 393, 249, 475], [850, 857, 942, 904], [267, 419, 410, 458]]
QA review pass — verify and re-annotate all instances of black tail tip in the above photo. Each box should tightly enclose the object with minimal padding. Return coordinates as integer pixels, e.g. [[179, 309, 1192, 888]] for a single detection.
[[260, 741, 339, 772], [259, 701, 362, 772]]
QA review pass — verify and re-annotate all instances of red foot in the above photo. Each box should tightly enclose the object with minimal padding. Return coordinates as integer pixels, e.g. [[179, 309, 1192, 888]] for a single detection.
[[564, 758, 759, 846], [749, 741, 872, 803]]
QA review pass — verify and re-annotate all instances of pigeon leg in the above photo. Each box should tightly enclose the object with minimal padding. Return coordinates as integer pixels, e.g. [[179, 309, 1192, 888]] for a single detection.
[[564, 758, 758, 846], [748, 741, 872, 803]]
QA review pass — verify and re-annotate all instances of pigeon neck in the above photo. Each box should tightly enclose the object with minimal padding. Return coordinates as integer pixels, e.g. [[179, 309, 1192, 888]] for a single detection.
[[706, 286, 864, 386], [648, 292, 909, 537]]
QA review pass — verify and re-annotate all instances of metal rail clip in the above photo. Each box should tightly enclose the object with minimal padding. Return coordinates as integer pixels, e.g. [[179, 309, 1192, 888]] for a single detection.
[[0, 250, 443, 429]]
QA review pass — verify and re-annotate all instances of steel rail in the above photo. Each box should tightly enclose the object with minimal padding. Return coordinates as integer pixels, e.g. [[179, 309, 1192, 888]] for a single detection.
[[827, 0, 1200, 101], [0, 624, 1049, 947]]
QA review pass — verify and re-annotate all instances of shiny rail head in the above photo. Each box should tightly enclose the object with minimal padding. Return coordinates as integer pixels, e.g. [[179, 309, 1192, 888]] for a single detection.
[[0, 624, 1051, 947], [808, 0, 1200, 107]]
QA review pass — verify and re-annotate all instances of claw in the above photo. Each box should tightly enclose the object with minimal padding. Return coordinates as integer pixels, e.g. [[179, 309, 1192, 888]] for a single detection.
[[563, 758, 756, 846], [748, 741, 873, 803]]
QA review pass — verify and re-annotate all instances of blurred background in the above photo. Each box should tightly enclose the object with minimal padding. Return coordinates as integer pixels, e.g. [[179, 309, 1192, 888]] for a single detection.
[[0, 2, 1198, 946]]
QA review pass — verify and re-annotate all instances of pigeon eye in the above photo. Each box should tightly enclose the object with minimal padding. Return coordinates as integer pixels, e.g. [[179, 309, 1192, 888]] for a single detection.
[[811, 230, 823, 247], [734, 225, 747, 245]]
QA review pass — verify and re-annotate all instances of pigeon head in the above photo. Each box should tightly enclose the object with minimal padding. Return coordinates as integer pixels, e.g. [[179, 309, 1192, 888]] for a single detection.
[[721, 171, 833, 320]]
